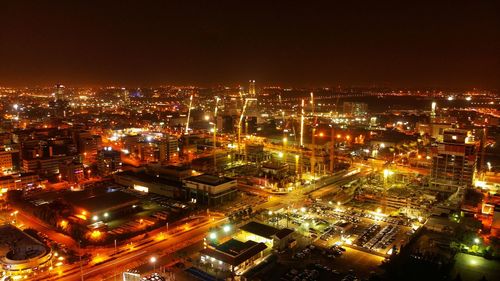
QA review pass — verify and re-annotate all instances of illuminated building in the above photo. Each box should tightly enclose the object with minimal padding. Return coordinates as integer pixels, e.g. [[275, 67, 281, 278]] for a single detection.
[[430, 129, 479, 192], [248, 80, 256, 96], [122, 88, 130, 105], [200, 239, 267, 275], [0, 172, 39, 191], [342, 102, 367, 117], [76, 131, 102, 157], [158, 135, 178, 163], [238, 221, 294, 250], [183, 174, 237, 205], [0, 224, 53, 276], [22, 155, 75, 175], [113, 169, 185, 199], [97, 147, 122, 176], [64, 190, 140, 224], [0, 150, 15, 173], [49, 84, 69, 118]]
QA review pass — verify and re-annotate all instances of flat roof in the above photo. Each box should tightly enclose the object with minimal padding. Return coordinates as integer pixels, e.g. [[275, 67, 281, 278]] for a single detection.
[[240, 221, 280, 240], [0, 172, 38, 181], [201, 239, 267, 266], [0, 224, 47, 260], [275, 228, 294, 239], [116, 170, 182, 187], [67, 190, 139, 213], [185, 174, 234, 186]]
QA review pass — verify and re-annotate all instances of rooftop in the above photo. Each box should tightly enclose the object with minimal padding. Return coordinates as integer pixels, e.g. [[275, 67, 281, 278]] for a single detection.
[[240, 221, 280, 240], [274, 228, 294, 239], [0, 224, 48, 261], [65, 190, 139, 213], [201, 239, 267, 266], [185, 174, 235, 186], [116, 170, 182, 187]]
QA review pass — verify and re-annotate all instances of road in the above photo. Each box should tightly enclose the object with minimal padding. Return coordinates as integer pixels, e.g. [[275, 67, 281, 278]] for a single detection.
[[16, 210, 79, 249], [49, 216, 226, 281], [11, 162, 373, 280]]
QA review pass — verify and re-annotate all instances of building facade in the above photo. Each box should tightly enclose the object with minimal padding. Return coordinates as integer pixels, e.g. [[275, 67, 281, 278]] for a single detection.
[[430, 129, 479, 192]]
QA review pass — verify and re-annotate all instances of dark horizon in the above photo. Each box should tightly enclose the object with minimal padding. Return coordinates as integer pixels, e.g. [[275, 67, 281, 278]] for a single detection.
[[1, 1, 499, 89]]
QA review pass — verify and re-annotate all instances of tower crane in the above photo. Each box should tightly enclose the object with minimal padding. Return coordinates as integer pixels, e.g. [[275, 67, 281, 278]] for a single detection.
[[300, 99, 305, 147], [310, 92, 317, 178], [213, 97, 220, 170], [185, 94, 193, 134], [237, 98, 257, 158]]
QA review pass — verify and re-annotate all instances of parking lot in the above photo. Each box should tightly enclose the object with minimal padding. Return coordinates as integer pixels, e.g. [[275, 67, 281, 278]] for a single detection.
[[266, 200, 415, 257], [272, 243, 384, 281]]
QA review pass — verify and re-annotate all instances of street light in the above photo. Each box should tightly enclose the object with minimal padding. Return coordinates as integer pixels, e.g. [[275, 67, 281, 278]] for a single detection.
[[209, 232, 217, 240], [383, 169, 394, 178], [474, 238, 480, 244], [150, 256, 157, 272], [223, 225, 231, 233]]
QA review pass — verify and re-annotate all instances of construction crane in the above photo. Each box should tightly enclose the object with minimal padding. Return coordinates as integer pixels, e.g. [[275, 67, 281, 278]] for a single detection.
[[310, 92, 317, 178], [237, 98, 257, 158], [300, 99, 305, 147], [185, 94, 194, 134], [329, 125, 335, 173], [213, 97, 220, 171]]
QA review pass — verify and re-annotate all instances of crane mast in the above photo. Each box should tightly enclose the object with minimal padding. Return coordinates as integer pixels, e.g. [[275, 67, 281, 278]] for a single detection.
[[213, 97, 220, 171], [300, 99, 305, 147], [185, 94, 193, 134], [237, 98, 256, 159], [310, 92, 316, 178]]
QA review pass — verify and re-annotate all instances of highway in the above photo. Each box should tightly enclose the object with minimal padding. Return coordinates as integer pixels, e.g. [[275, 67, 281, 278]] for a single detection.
[[47, 216, 226, 281]]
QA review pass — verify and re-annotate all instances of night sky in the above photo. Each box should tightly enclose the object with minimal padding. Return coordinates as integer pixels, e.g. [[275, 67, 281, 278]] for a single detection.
[[0, 1, 498, 88]]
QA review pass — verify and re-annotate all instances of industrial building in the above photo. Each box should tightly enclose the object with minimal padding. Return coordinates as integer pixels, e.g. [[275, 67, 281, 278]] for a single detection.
[[183, 174, 237, 205], [113, 169, 185, 199], [63, 190, 140, 224]]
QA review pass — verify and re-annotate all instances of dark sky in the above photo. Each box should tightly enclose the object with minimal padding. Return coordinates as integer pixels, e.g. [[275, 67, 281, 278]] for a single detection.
[[0, 1, 499, 88]]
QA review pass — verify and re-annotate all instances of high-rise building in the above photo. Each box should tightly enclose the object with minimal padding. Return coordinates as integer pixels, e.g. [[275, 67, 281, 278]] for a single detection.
[[97, 147, 122, 176], [49, 84, 69, 118], [248, 80, 256, 96], [122, 88, 130, 105], [159, 135, 178, 163], [430, 129, 479, 192], [54, 84, 64, 101]]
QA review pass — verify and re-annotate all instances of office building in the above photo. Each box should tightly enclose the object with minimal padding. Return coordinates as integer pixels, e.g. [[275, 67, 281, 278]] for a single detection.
[[97, 148, 122, 176]]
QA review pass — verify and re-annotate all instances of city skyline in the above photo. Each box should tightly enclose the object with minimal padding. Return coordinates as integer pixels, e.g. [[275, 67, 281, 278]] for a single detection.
[[1, 1, 499, 88], [1, 2, 499, 281]]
